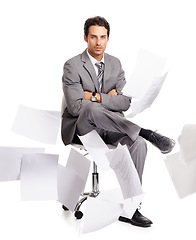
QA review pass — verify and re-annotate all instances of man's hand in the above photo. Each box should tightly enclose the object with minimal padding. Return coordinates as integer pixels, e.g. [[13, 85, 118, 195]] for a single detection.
[[107, 89, 118, 95], [84, 91, 92, 101], [84, 91, 101, 103], [84, 89, 117, 103]]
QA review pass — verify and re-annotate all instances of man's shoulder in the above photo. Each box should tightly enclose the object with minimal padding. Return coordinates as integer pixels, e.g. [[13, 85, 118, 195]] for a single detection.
[[64, 53, 82, 65], [104, 52, 121, 64]]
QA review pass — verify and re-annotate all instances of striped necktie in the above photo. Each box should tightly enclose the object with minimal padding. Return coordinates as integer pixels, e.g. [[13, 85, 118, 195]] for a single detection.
[[95, 62, 104, 93]]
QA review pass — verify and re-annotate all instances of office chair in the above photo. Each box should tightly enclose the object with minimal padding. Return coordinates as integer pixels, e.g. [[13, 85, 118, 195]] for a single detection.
[[61, 95, 115, 219]]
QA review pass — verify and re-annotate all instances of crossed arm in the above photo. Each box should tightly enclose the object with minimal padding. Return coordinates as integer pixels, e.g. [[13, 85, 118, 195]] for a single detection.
[[63, 59, 131, 116], [84, 89, 117, 103]]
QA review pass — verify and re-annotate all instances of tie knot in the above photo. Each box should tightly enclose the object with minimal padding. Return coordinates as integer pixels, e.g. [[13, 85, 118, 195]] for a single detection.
[[95, 62, 104, 70]]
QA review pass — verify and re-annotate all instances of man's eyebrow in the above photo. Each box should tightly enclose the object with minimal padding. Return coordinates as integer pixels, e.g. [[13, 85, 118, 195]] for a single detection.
[[90, 34, 107, 37]]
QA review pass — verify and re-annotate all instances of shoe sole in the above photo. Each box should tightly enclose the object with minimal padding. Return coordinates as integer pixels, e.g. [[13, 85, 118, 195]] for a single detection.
[[161, 139, 176, 154], [130, 220, 152, 228], [118, 216, 152, 228]]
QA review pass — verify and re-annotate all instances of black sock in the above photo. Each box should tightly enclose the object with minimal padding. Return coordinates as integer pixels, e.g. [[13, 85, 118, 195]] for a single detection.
[[139, 128, 153, 140]]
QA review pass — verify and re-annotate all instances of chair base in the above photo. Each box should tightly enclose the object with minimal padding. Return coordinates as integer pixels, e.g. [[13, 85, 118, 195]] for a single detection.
[[62, 167, 100, 219], [74, 191, 99, 219]]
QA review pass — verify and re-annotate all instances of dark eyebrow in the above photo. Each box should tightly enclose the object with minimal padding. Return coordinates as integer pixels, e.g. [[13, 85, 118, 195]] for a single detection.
[[90, 34, 107, 37]]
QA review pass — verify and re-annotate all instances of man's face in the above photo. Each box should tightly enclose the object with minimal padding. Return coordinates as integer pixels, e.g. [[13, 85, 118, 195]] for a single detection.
[[84, 25, 109, 61]]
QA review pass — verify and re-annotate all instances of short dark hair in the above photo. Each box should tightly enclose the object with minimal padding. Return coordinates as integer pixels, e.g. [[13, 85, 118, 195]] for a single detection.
[[84, 16, 110, 38]]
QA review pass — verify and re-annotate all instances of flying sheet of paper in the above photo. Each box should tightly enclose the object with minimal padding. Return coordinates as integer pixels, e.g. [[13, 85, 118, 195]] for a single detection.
[[65, 148, 91, 189], [96, 188, 144, 219], [82, 189, 144, 233], [11, 105, 61, 144], [82, 194, 123, 233], [123, 48, 167, 99], [122, 193, 144, 219], [0, 147, 44, 181], [126, 73, 167, 118], [57, 148, 91, 211], [165, 152, 196, 198], [178, 124, 196, 164], [78, 130, 110, 171], [20, 153, 59, 201], [106, 144, 143, 199], [57, 165, 85, 212], [97, 188, 124, 203]]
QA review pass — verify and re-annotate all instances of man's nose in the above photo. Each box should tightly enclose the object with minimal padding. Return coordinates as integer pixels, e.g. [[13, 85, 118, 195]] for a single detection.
[[96, 38, 101, 45]]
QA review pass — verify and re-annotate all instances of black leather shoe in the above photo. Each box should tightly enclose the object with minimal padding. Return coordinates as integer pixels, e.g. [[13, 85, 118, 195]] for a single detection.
[[118, 210, 153, 228], [148, 131, 175, 154]]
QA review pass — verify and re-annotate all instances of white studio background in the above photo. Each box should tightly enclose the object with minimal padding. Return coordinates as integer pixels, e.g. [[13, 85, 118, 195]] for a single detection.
[[0, 0, 196, 239]]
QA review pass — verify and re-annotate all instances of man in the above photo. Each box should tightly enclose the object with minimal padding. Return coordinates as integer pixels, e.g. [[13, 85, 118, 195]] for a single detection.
[[61, 16, 175, 227]]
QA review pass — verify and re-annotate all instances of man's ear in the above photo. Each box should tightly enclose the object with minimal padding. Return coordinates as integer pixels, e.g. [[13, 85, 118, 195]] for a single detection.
[[84, 34, 87, 42]]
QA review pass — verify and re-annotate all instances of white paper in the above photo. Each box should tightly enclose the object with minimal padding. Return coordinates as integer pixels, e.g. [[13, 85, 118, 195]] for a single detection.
[[106, 144, 143, 199], [20, 153, 59, 201], [123, 48, 167, 99], [97, 188, 144, 217], [178, 124, 196, 164], [57, 148, 91, 211], [82, 195, 123, 233], [122, 194, 144, 219], [97, 188, 124, 203], [11, 105, 61, 144], [0, 147, 44, 181], [65, 148, 91, 187], [78, 130, 110, 171], [57, 165, 85, 212], [165, 152, 196, 198], [126, 73, 167, 118], [82, 189, 144, 233]]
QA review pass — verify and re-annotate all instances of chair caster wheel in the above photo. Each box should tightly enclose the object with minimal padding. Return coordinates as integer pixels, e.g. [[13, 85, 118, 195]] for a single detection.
[[62, 205, 69, 211], [74, 211, 83, 219]]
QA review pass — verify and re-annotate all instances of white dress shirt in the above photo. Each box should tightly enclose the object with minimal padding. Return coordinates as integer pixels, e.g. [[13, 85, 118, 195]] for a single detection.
[[86, 49, 104, 76]]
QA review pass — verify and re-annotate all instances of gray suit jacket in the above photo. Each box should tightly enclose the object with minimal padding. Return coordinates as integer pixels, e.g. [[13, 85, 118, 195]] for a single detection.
[[61, 50, 131, 145]]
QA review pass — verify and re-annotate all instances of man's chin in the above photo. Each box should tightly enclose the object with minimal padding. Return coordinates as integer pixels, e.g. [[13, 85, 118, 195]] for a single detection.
[[88, 49, 104, 60], [94, 51, 104, 57]]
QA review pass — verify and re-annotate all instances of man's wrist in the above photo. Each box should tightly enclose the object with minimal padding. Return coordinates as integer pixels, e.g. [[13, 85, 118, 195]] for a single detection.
[[91, 92, 97, 102], [96, 93, 101, 103], [90, 92, 101, 103]]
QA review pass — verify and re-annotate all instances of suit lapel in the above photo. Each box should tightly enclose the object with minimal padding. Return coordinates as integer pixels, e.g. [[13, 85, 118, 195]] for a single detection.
[[81, 50, 99, 91]]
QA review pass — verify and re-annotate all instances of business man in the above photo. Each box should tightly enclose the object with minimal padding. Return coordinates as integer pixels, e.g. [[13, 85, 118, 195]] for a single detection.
[[61, 16, 175, 227]]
